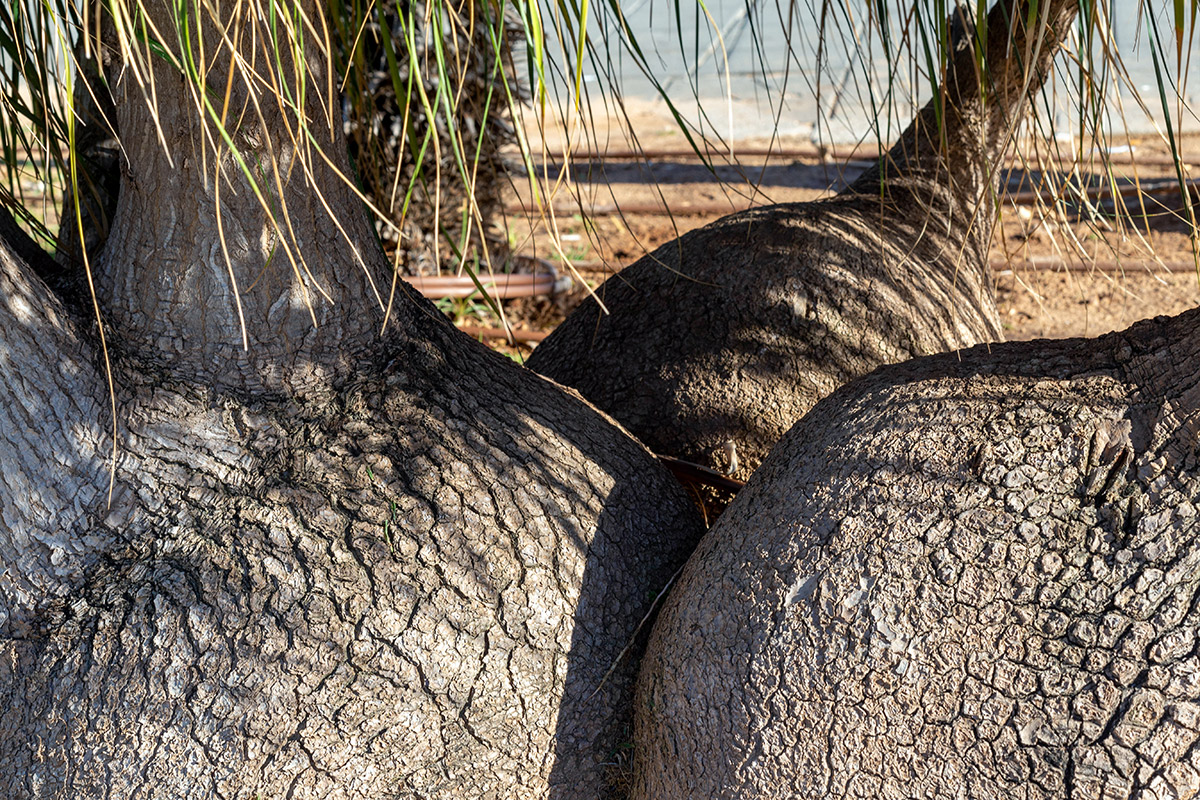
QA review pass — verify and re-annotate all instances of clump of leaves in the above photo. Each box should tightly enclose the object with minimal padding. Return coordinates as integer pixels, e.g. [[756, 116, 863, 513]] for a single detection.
[[332, 0, 518, 276]]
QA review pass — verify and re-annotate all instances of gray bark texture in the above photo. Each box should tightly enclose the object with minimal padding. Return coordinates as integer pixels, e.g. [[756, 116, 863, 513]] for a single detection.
[[527, 0, 1076, 483], [635, 305, 1200, 798], [0, 3, 705, 797]]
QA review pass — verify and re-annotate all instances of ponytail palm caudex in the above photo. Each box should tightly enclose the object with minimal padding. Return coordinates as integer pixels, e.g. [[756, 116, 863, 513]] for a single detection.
[[0, 1, 704, 797], [2, 0, 1199, 798], [635, 2, 1200, 796], [527, 0, 1125, 489]]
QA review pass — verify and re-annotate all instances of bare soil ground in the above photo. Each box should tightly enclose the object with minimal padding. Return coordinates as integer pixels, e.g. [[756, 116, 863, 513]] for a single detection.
[[468, 125, 1200, 363], [17, 123, 1199, 362]]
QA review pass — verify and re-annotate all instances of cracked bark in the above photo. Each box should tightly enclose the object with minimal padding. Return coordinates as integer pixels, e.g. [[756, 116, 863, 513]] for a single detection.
[[527, 0, 1077, 485], [637, 306, 1200, 798], [0, 2, 704, 797]]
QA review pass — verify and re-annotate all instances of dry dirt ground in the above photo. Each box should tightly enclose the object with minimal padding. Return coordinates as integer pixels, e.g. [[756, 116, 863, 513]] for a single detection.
[[463, 122, 1200, 364]]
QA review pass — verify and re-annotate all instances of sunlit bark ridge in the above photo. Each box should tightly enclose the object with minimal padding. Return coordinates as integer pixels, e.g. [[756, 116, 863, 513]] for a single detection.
[[0, 227, 109, 637]]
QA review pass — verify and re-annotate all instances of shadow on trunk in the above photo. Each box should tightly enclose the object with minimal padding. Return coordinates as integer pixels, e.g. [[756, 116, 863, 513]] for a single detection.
[[0, 3, 705, 797], [528, 0, 1077, 504]]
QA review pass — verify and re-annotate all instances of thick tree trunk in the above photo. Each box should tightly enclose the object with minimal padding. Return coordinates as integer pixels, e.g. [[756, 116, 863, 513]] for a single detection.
[[0, 215, 110, 638], [527, 0, 1076, 486], [636, 304, 1200, 798], [93, 6, 392, 395], [0, 3, 704, 797]]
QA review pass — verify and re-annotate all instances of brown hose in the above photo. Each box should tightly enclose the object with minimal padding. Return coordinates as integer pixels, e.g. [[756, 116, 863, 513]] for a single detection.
[[456, 325, 548, 342], [657, 455, 746, 494], [406, 271, 557, 300]]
